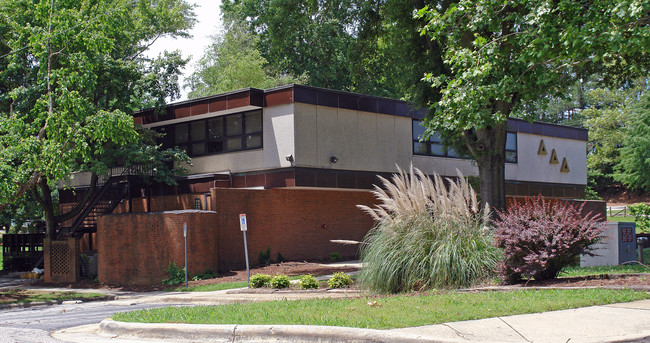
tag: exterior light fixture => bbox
[330,156,339,164]
[285,154,294,162]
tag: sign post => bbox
[239,214,251,287]
[183,222,188,289]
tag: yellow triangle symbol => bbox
[538,140,547,155]
[549,149,559,164]
[561,158,570,172]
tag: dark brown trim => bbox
[133,85,587,141]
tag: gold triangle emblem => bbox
[538,140,547,155]
[561,158,570,172]
[549,149,559,164]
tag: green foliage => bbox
[329,252,342,262]
[0,0,195,237]
[299,275,319,290]
[327,272,353,289]
[187,21,306,98]
[629,203,650,234]
[258,247,271,266]
[191,269,217,281]
[560,264,650,277]
[276,252,286,263]
[416,0,650,209]
[249,274,271,288]
[162,262,186,286]
[173,281,248,292]
[358,166,500,293]
[614,92,650,192]
[269,274,290,289]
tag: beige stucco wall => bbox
[293,102,411,172]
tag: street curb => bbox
[0,295,115,310]
[98,319,464,343]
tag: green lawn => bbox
[607,216,636,222]
[172,281,249,292]
[560,264,650,277]
[0,290,107,305]
[113,289,649,329]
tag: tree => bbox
[186,21,306,98]
[0,0,195,239]
[417,0,650,211]
[615,90,650,191]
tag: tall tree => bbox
[417,0,650,211]
[186,21,306,98]
[0,0,195,238]
[615,89,650,192]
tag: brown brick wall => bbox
[211,188,377,272]
[97,211,219,285]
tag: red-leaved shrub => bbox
[494,196,606,283]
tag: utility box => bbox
[581,222,637,267]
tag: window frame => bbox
[157,110,263,158]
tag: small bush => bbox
[250,274,271,288]
[259,247,271,266]
[162,262,185,285]
[358,166,501,293]
[299,274,319,289]
[270,274,291,289]
[277,252,286,263]
[629,203,650,233]
[192,269,217,281]
[327,272,353,289]
[494,196,606,283]
[330,252,342,262]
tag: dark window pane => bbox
[246,134,262,149]
[191,121,206,141]
[506,151,517,163]
[429,131,442,143]
[175,123,188,144]
[208,118,223,140]
[413,142,428,155]
[412,120,426,140]
[226,114,242,136]
[192,143,206,156]
[227,137,242,151]
[431,143,445,156]
[245,111,262,133]
[207,141,223,153]
[447,147,460,157]
[506,132,517,151]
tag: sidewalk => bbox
[52,299,650,343]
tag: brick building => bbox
[55,84,595,285]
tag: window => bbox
[412,120,517,163]
[157,110,263,157]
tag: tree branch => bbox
[0,172,43,212]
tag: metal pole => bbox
[184,222,188,289]
[243,230,250,287]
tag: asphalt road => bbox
[0,301,166,343]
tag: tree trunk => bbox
[474,121,508,214]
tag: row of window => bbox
[412,120,518,163]
[155,110,263,157]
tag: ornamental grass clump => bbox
[494,196,606,283]
[358,165,501,293]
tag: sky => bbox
[146,0,223,101]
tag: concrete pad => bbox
[392,318,528,343]
[499,303,650,343]
[604,298,650,310]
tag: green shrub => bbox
[162,262,185,285]
[270,274,291,289]
[250,274,271,288]
[192,269,217,281]
[299,274,319,289]
[277,252,286,263]
[330,252,342,262]
[327,272,353,289]
[259,247,271,266]
[629,203,650,233]
[358,166,501,293]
